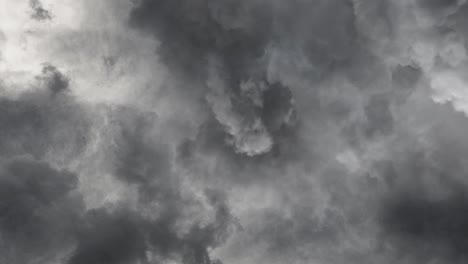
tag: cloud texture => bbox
[2,0,468,263]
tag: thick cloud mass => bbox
[0,65,90,160]
[0,156,82,263]
[4,0,468,263]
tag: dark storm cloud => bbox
[0,86,235,264]
[6,0,468,264]
[343,62,421,148]
[391,64,422,95]
[417,0,461,14]
[248,207,346,262]
[76,105,237,263]
[128,0,357,72]
[128,2,468,264]
[175,114,306,186]
[128,0,273,79]
[275,0,356,69]
[381,193,468,263]
[416,0,468,49]
[364,94,394,137]
[0,154,233,264]
[69,191,234,264]
[373,103,468,263]
[144,189,234,264]
[0,66,90,263]
[110,107,166,184]
[128,0,357,157]
[104,106,177,203]
[69,209,147,264]
[126,3,422,262]
[0,156,83,264]
[29,0,52,21]
[0,64,90,159]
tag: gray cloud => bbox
[371,101,468,263]
[29,0,52,21]
[5,1,468,264]
[380,193,468,263]
[128,0,356,157]
[0,156,83,264]
[0,65,90,161]
[0,59,235,264]
[0,154,234,264]
[68,209,147,264]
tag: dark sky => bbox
[2,0,468,263]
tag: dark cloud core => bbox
[3,0,468,263]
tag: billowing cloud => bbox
[4,0,468,264]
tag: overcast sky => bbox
[2,0,468,263]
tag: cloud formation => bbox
[3,0,468,264]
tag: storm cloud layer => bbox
[2,0,468,263]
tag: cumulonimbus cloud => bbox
[3,0,468,263]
